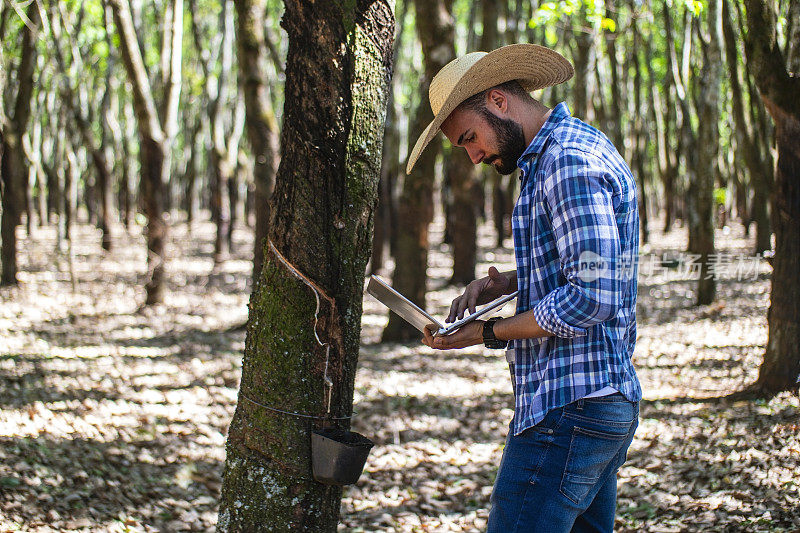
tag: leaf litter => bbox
[0,219,797,532]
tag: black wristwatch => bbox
[483,318,508,349]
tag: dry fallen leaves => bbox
[0,219,797,532]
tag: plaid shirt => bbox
[508,102,642,436]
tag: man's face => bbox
[441,105,527,175]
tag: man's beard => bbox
[480,109,526,175]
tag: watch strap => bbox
[483,317,508,349]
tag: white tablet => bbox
[367,275,518,337]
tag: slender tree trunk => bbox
[478,0,514,248]
[372,0,407,275]
[235,0,280,282]
[571,3,593,120]
[1,1,39,286]
[227,163,239,251]
[372,88,397,274]
[662,4,686,232]
[120,106,136,230]
[604,0,624,150]
[210,148,231,263]
[0,139,18,285]
[631,10,649,244]
[447,0,481,283]
[218,1,393,529]
[108,0,182,305]
[447,148,477,284]
[742,0,800,395]
[383,0,454,341]
[723,0,772,254]
[64,145,79,242]
[689,0,722,306]
[479,0,510,248]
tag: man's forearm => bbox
[494,309,551,341]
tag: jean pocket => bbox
[559,426,628,505]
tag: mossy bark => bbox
[217,1,394,531]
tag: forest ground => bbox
[0,213,798,532]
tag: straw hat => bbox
[406,43,574,174]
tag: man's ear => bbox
[486,89,509,114]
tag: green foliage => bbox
[714,187,727,206]
[530,0,614,34]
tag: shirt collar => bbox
[516,102,572,173]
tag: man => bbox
[407,44,642,532]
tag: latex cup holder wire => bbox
[311,427,374,485]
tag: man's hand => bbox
[422,321,484,350]
[446,266,514,323]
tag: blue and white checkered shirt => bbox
[508,102,642,436]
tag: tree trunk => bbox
[480,0,510,248]
[183,119,201,231]
[687,1,722,306]
[604,0,624,150]
[217,1,393,530]
[210,148,231,263]
[446,0,482,283]
[447,148,477,284]
[228,164,240,251]
[372,88,397,274]
[0,138,18,285]
[571,3,593,120]
[235,0,280,282]
[742,0,800,395]
[108,0,183,305]
[0,1,39,286]
[382,0,454,342]
[722,0,772,254]
[631,9,648,245]
[372,0,407,275]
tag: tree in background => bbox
[235,0,281,282]
[107,0,183,305]
[383,0,455,342]
[688,0,723,305]
[741,0,800,396]
[217,0,394,529]
[1,1,39,286]
[47,2,115,252]
[722,0,773,255]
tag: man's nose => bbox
[466,146,483,165]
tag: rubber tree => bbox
[47,2,115,252]
[482,0,511,249]
[722,0,773,255]
[1,2,39,286]
[235,0,280,282]
[382,0,455,341]
[445,0,478,285]
[217,0,394,530]
[371,0,408,275]
[107,0,183,305]
[189,0,244,265]
[687,0,722,306]
[741,0,800,395]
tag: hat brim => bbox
[406,44,574,174]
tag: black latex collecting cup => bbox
[311,427,374,485]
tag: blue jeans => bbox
[487,393,639,533]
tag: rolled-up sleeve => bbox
[532,148,623,338]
